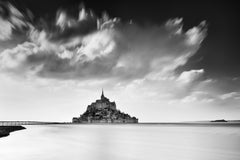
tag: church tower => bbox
[101,89,105,100]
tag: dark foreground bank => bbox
[0,126,26,138]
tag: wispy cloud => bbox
[0,2,31,40]
[180,91,215,103]
[0,2,213,106]
[177,69,204,84]
[0,3,208,83]
[219,92,240,100]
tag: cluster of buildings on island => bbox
[72,90,138,123]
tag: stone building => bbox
[86,90,116,111]
[72,90,138,123]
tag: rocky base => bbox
[73,107,138,123]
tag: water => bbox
[0,124,240,160]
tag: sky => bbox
[0,0,239,122]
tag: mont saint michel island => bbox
[72,90,138,123]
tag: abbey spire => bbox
[101,88,105,99]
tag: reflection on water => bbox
[0,124,240,160]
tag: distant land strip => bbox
[0,121,64,126]
[1,120,240,126]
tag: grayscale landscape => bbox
[0,0,239,159]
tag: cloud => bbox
[0,42,41,75]
[219,92,240,100]
[0,17,12,40]
[177,69,204,84]
[0,2,30,41]
[0,3,208,84]
[52,9,97,42]
[113,69,208,103]
[185,21,207,45]
[181,91,215,103]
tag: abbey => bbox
[72,90,138,123]
[87,90,117,111]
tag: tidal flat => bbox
[0,124,240,160]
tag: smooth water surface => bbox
[0,124,240,160]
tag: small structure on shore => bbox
[210,119,228,122]
[72,90,138,123]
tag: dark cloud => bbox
[0,2,32,41]
[48,8,98,43]
[0,2,10,19]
